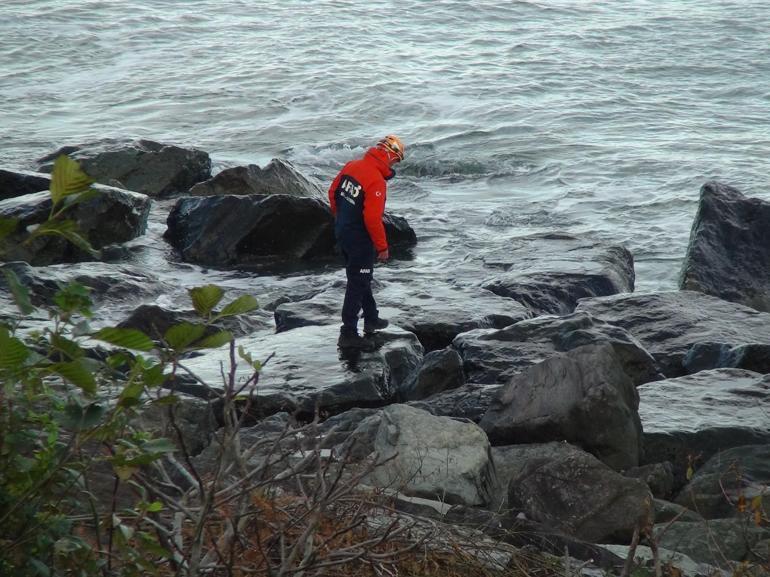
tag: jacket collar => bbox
[364,147,395,180]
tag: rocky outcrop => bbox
[502,442,653,543]
[180,325,423,419]
[576,291,770,377]
[479,233,634,316]
[409,383,500,423]
[188,159,322,198]
[398,348,464,401]
[639,370,770,478]
[37,139,211,197]
[362,405,497,507]
[480,344,643,470]
[679,181,770,312]
[0,168,51,200]
[452,311,661,385]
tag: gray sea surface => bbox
[2,0,770,292]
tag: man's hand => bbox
[377,249,390,262]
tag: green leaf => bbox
[31,219,99,257]
[0,327,29,369]
[164,322,206,351]
[195,330,233,349]
[118,380,144,408]
[53,282,93,317]
[93,327,155,351]
[2,268,35,315]
[50,334,84,360]
[50,359,97,395]
[141,363,165,388]
[60,187,100,210]
[50,155,94,208]
[60,401,106,430]
[189,284,224,318]
[0,217,18,242]
[216,294,259,318]
[142,438,176,454]
[145,501,163,512]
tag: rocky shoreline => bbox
[2,138,769,575]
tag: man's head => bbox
[376,135,405,165]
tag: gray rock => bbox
[188,159,323,198]
[654,518,770,567]
[683,342,770,375]
[479,233,634,316]
[680,181,770,312]
[0,186,151,265]
[452,311,661,386]
[365,405,497,507]
[576,291,770,377]
[599,543,730,577]
[624,462,675,499]
[0,168,51,200]
[653,499,705,524]
[275,282,530,352]
[137,393,218,456]
[505,442,653,543]
[37,139,211,197]
[639,370,770,480]
[675,445,770,520]
[398,348,464,401]
[408,383,500,424]
[480,344,642,470]
[181,325,423,419]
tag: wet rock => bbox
[274,283,530,351]
[680,181,770,312]
[675,444,770,520]
[624,462,675,499]
[452,311,661,386]
[0,168,51,200]
[364,405,497,507]
[398,348,464,401]
[165,194,335,267]
[479,233,634,316]
[503,442,653,543]
[683,342,770,374]
[653,518,770,567]
[0,185,151,265]
[381,212,418,253]
[576,291,770,377]
[480,344,642,470]
[188,159,323,198]
[408,383,499,423]
[37,139,211,197]
[639,370,770,480]
[181,325,423,419]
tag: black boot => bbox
[337,328,376,351]
[363,317,389,335]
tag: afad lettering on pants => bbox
[359,268,372,274]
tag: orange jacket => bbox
[328,147,392,252]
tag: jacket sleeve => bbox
[363,182,388,252]
[327,172,342,216]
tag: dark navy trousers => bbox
[339,240,378,334]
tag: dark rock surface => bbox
[0,168,51,200]
[679,181,770,312]
[639,369,770,478]
[181,325,423,419]
[576,291,770,377]
[37,139,211,197]
[408,383,500,423]
[0,186,151,265]
[503,442,653,543]
[682,341,770,375]
[480,344,643,470]
[479,233,634,316]
[188,159,323,198]
[398,348,465,401]
[624,462,675,499]
[452,311,661,386]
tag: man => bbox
[328,135,405,350]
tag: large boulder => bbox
[674,444,770,520]
[275,282,530,351]
[188,159,322,198]
[639,370,770,477]
[179,325,423,419]
[363,405,497,507]
[409,383,500,424]
[398,348,465,401]
[37,139,211,197]
[452,311,661,386]
[503,442,653,543]
[0,186,150,265]
[480,344,643,470]
[576,291,770,377]
[680,181,770,312]
[479,233,634,316]
[0,168,51,200]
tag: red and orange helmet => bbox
[376,135,405,163]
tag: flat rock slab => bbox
[680,181,770,312]
[0,168,51,200]
[275,282,530,352]
[452,311,661,385]
[576,291,770,377]
[478,233,634,316]
[180,325,423,419]
[189,159,323,198]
